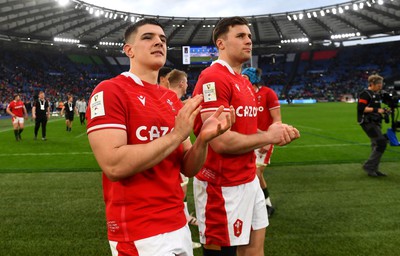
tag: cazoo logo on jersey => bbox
[236,105,258,117]
[135,126,172,141]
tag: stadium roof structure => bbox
[1,0,400,54]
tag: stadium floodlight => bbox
[377,0,384,4]
[299,13,304,20]
[287,15,292,21]
[330,33,358,40]
[338,7,344,13]
[320,10,325,16]
[307,12,312,18]
[366,1,372,7]
[359,2,364,9]
[312,11,317,18]
[58,0,69,7]
[131,16,135,22]
[353,3,359,10]
[332,8,337,14]
[293,14,298,20]
[344,5,350,10]
[281,37,309,44]
[54,37,80,44]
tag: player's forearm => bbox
[90,130,185,181]
[182,137,208,177]
[210,131,271,155]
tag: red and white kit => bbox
[254,86,280,166]
[192,60,268,246]
[86,72,187,244]
[8,100,25,123]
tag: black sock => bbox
[14,130,19,139]
[203,246,237,256]
[263,188,269,199]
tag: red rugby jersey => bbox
[193,60,258,186]
[86,72,186,242]
[8,100,25,117]
[254,86,280,131]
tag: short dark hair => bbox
[212,16,249,46]
[124,18,164,43]
[157,66,173,83]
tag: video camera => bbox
[381,89,399,109]
[380,85,400,135]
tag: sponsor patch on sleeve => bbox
[203,82,217,102]
[90,91,105,119]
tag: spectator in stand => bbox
[6,94,28,141]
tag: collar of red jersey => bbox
[211,59,235,76]
[121,72,144,86]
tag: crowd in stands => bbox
[1,41,400,116]
[258,42,400,101]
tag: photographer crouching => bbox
[357,74,388,177]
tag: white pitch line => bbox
[0,152,93,157]
[278,143,369,148]
[0,118,64,133]
[75,132,87,138]
[293,125,322,131]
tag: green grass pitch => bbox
[0,102,399,255]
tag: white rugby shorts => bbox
[109,225,193,256]
[193,176,268,246]
[12,116,24,124]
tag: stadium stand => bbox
[1,39,400,116]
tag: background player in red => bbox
[192,17,300,256]
[242,67,281,217]
[157,66,172,89]
[168,68,202,249]
[86,18,233,256]
[6,94,28,141]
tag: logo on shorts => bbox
[233,219,243,237]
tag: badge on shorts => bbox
[203,82,217,102]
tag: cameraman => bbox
[357,74,388,177]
